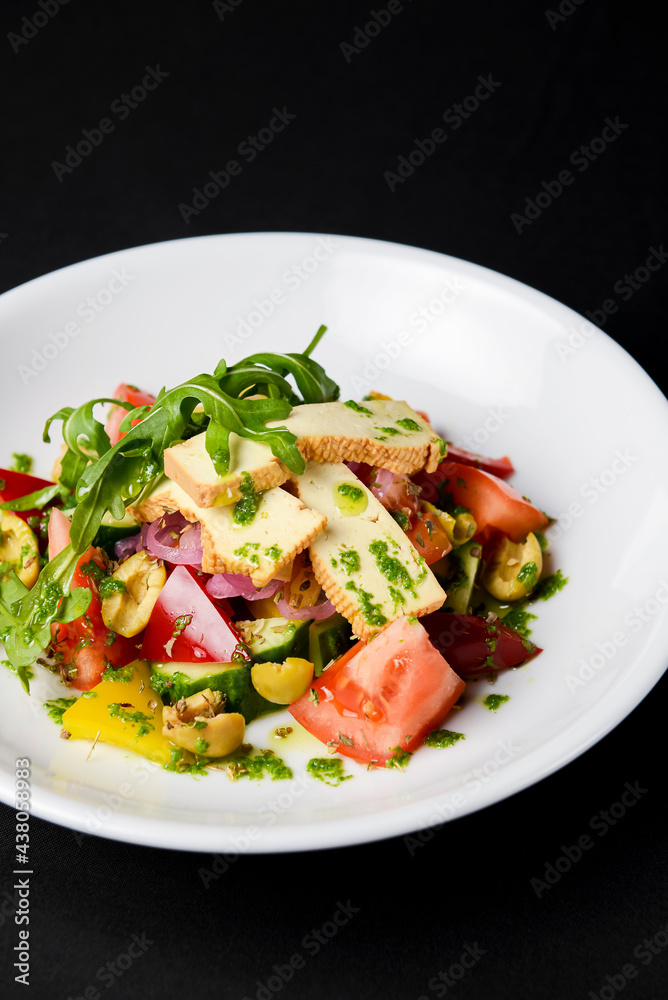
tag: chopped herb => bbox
[233,471,261,525]
[274,726,293,739]
[171,614,193,638]
[339,549,360,575]
[264,544,282,562]
[483,694,509,712]
[80,690,98,699]
[234,542,260,566]
[44,696,76,724]
[385,746,412,769]
[98,577,126,599]
[309,688,320,705]
[390,509,410,530]
[368,539,416,595]
[79,560,104,582]
[424,729,465,748]
[10,454,33,474]
[502,608,537,638]
[195,736,209,754]
[338,732,355,747]
[517,562,538,587]
[436,437,447,456]
[534,531,549,551]
[307,757,352,786]
[344,400,372,415]
[337,483,364,502]
[377,425,401,436]
[533,570,568,601]
[108,703,154,736]
[105,630,117,647]
[344,580,387,627]
[225,748,293,781]
[395,417,422,432]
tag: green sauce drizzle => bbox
[344,580,387,627]
[306,757,352,786]
[339,549,360,575]
[344,400,372,415]
[334,481,368,516]
[44,697,76,725]
[396,418,422,432]
[424,729,465,748]
[483,694,509,712]
[368,539,416,596]
[233,472,261,525]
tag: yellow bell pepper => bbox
[61,661,172,765]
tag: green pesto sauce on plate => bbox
[334,481,368,517]
[306,757,352,786]
[233,472,261,525]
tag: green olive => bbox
[0,512,39,588]
[162,705,245,757]
[251,657,314,704]
[482,532,543,601]
[101,551,166,637]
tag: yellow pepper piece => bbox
[0,512,39,588]
[61,661,172,765]
[247,595,284,619]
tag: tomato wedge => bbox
[289,617,465,766]
[443,445,514,480]
[47,510,141,690]
[140,565,248,663]
[405,509,453,565]
[105,384,156,446]
[421,612,542,678]
[414,460,548,543]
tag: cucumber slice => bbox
[308,613,354,676]
[94,510,139,556]
[150,661,278,722]
[236,617,310,663]
[442,539,483,615]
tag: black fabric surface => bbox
[1,1,667,998]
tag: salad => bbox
[0,327,565,776]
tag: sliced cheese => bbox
[292,461,446,638]
[126,477,326,587]
[163,432,290,508]
[268,399,443,474]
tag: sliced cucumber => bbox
[308,613,353,676]
[94,510,139,556]
[150,661,278,722]
[236,617,310,663]
[442,539,483,615]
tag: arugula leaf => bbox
[0,546,92,692]
[235,350,339,404]
[44,398,127,490]
[0,482,68,512]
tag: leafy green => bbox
[0,482,69,512]
[10,454,33,474]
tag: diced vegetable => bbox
[414,460,548,543]
[250,657,314,704]
[482,532,543,601]
[237,616,310,663]
[308,612,353,676]
[442,445,514,479]
[61,661,172,764]
[289,616,465,766]
[441,538,483,615]
[421,612,542,678]
[149,660,278,722]
[140,565,247,663]
[161,688,246,757]
[101,551,166,637]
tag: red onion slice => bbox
[276,594,337,621]
[143,512,203,565]
[114,533,142,560]
[369,466,395,500]
[206,574,282,601]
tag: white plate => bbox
[1,232,667,853]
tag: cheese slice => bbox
[268,399,443,475]
[292,462,446,638]
[127,477,326,587]
[163,432,290,508]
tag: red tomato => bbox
[47,507,72,560]
[0,468,56,527]
[421,613,542,678]
[51,548,142,690]
[405,509,453,565]
[443,445,514,480]
[289,617,465,766]
[414,460,548,543]
[140,565,247,663]
[105,384,156,446]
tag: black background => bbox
[1,1,667,998]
